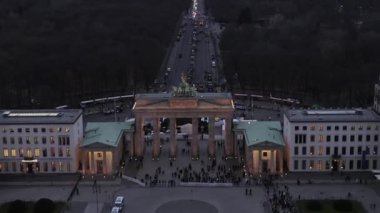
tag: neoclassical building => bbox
[234,120,285,175]
[80,122,134,175]
[132,79,235,159]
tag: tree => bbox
[34,198,55,213]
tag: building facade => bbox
[284,109,380,172]
[234,120,285,175]
[132,81,235,159]
[80,122,134,175]
[0,110,83,173]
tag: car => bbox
[114,196,125,210]
[111,206,121,213]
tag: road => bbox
[156,0,223,93]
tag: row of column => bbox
[247,149,284,175]
[133,116,233,159]
[81,150,112,175]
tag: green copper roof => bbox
[234,121,285,147]
[81,121,134,148]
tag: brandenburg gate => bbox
[131,79,235,159]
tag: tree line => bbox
[0,0,190,108]
[206,0,380,107]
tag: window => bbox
[19,148,24,157]
[57,127,62,132]
[366,135,371,142]
[51,161,56,172]
[34,137,38,144]
[358,147,362,155]
[349,160,354,170]
[319,135,323,142]
[50,148,55,157]
[10,137,15,145]
[359,126,363,130]
[334,147,338,155]
[351,126,355,131]
[350,146,354,155]
[350,135,355,142]
[12,162,16,172]
[311,126,315,131]
[325,161,330,170]
[326,147,330,155]
[33,128,38,133]
[58,148,63,157]
[67,137,70,145]
[17,128,22,133]
[302,126,307,131]
[67,163,71,172]
[367,126,371,130]
[310,135,315,142]
[34,149,40,157]
[374,146,378,155]
[302,160,306,170]
[2,137,7,144]
[43,162,48,172]
[27,148,32,158]
[302,147,307,155]
[319,126,323,131]
[310,146,315,156]
[50,136,55,144]
[58,161,64,171]
[334,135,339,142]
[357,160,362,169]
[295,126,299,131]
[342,135,347,142]
[11,149,16,157]
[310,160,314,170]
[2,128,6,133]
[343,126,347,131]
[327,126,331,131]
[43,148,47,157]
[342,147,346,155]
[18,137,22,145]
[49,128,54,133]
[327,135,331,142]
[66,148,71,157]
[375,135,379,142]
[373,160,378,170]
[335,126,339,131]
[65,128,70,133]
[26,137,30,144]
[358,135,363,142]
[294,147,299,155]
[25,128,30,133]
[318,146,323,156]
[42,137,46,144]
[41,128,46,133]
[318,160,323,170]
[3,149,9,157]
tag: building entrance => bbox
[27,163,33,173]
[332,159,339,171]
[96,161,103,174]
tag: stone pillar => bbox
[246,148,253,175]
[258,149,262,174]
[208,117,215,157]
[82,150,86,174]
[192,117,199,158]
[103,151,107,174]
[134,117,144,157]
[170,117,177,157]
[270,150,275,174]
[279,149,283,173]
[224,117,233,156]
[90,151,95,174]
[153,118,161,158]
